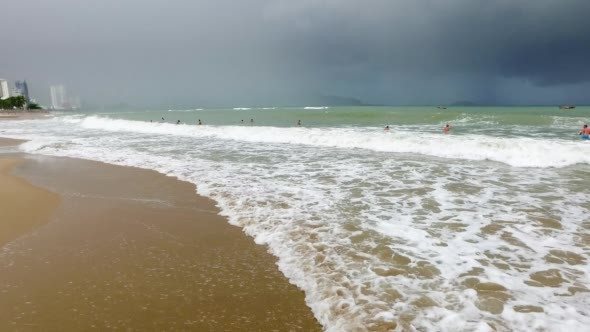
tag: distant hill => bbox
[311,95,366,106]
[450,100,477,106]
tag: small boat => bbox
[437,106,447,110]
[559,105,575,109]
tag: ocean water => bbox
[1,106,589,331]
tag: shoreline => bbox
[0,138,321,331]
[0,111,51,120]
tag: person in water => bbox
[176,120,181,125]
[580,124,590,139]
[161,117,165,121]
[198,119,202,125]
[297,120,301,126]
[443,123,451,134]
[384,125,390,131]
[241,119,244,124]
[250,118,254,124]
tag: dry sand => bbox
[0,140,320,331]
[0,112,51,120]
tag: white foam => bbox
[551,116,587,129]
[1,114,589,331]
[304,106,329,110]
[76,116,590,168]
[167,109,198,112]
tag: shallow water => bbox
[1,106,589,331]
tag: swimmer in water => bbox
[297,120,301,126]
[250,118,254,124]
[443,123,451,134]
[161,117,165,121]
[580,124,590,139]
[198,119,202,125]
[241,119,244,124]
[176,120,181,124]
[384,125,390,132]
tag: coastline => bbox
[0,138,321,331]
[0,111,51,120]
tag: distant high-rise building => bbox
[50,84,67,109]
[0,79,10,100]
[14,80,30,102]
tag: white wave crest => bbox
[304,106,329,110]
[551,116,587,129]
[75,116,590,168]
[167,109,200,112]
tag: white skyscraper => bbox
[0,79,10,100]
[50,84,67,109]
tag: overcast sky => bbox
[2,0,589,107]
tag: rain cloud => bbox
[2,0,589,106]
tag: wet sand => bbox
[0,141,321,331]
[0,157,60,246]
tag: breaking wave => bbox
[74,116,590,168]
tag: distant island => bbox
[450,100,477,106]
[310,95,366,106]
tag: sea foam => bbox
[76,116,590,168]
[304,106,329,110]
[2,114,589,331]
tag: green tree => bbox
[0,96,27,110]
[28,102,42,110]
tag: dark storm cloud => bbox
[2,0,589,106]
[264,0,590,84]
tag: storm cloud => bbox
[2,0,589,106]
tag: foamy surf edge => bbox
[70,115,590,168]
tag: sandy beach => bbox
[4,105,588,331]
[0,112,51,120]
[0,138,320,331]
[0,141,60,246]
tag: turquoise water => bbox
[1,106,590,331]
[98,106,590,138]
